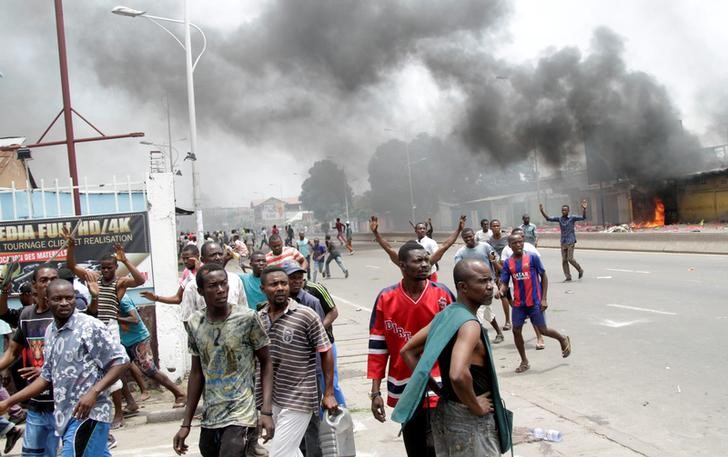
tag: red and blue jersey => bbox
[500,253,545,307]
[367,280,455,407]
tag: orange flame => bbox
[633,198,665,228]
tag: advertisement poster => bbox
[0,212,152,294]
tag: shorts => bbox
[512,305,546,328]
[61,418,111,457]
[476,304,495,325]
[106,320,123,393]
[124,338,158,378]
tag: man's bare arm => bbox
[369,216,399,266]
[400,323,431,371]
[115,244,145,290]
[538,203,549,219]
[449,321,493,416]
[429,215,466,264]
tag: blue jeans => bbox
[432,400,499,457]
[325,254,347,276]
[317,343,347,408]
[61,418,111,457]
[22,409,59,457]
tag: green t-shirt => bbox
[185,307,270,428]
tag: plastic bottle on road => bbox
[530,427,562,442]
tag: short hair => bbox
[200,241,221,258]
[508,233,523,243]
[462,227,475,236]
[522,214,529,218]
[181,244,199,256]
[19,282,32,294]
[261,266,286,284]
[33,263,57,282]
[100,254,117,264]
[398,240,426,261]
[196,263,226,290]
[453,258,491,284]
[268,234,282,244]
[250,250,266,259]
[480,218,489,225]
[490,219,500,225]
[511,227,524,235]
[562,205,570,210]
[46,278,73,298]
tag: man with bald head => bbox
[397,259,507,456]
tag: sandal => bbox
[562,336,572,358]
[515,362,530,373]
[536,341,545,350]
[493,334,504,344]
[502,322,512,331]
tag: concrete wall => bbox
[353,231,728,255]
[146,173,188,381]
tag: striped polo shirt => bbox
[265,247,306,267]
[258,299,331,413]
[97,278,119,324]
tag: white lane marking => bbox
[606,268,651,274]
[600,318,647,328]
[332,294,373,313]
[606,303,677,316]
[365,265,381,269]
[596,276,613,279]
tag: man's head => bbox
[196,263,229,310]
[511,227,524,236]
[461,228,477,248]
[281,261,306,295]
[299,231,305,240]
[336,218,340,223]
[480,218,489,231]
[260,266,289,307]
[99,254,118,281]
[313,238,320,246]
[249,251,267,277]
[489,219,501,236]
[268,235,284,255]
[200,241,224,265]
[561,205,570,216]
[398,241,430,281]
[453,259,494,308]
[181,245,200,270]
[19,282,33,307]
[232,234,240,242]
[414,223,427,240]
[32,264,59,305]
[46,278,76,322]
[508,233,525,255]
[522,214,530,225]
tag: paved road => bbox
[105,243,726,456]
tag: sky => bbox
[1,0,726,209]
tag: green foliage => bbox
[299,160,353,222]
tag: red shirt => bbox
[367,280,455,407]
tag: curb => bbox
[140,405,203,425]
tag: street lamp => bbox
[384,129,416,223]
[112,3,207,242]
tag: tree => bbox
[299,160,353,222]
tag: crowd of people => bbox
[0,204,585,457]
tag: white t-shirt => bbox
[500,242,541,261]
[417,236,439,273]
[475,229,492,243]
[179,270,247,321]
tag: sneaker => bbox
[578,269,584,279]
[253,442,269,456]
[108,434,118,450]
[4,426,23,454]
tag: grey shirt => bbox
[41,311,128,435]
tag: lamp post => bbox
[112,3,207,242]
[384,129,416,223]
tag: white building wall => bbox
[146,173,188,380]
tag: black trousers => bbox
[199,425,255,457]
[402,406,436,457]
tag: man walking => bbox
[367,241,455,457]
[396,259,511,457]
[173,264,274,457]
[0,279,129,456]
[240,252,269,311]
[500,234,572,373]
[540,200,587,281]
[258,266,338,457]
[266,235,308,270]
[324,235,349,279]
